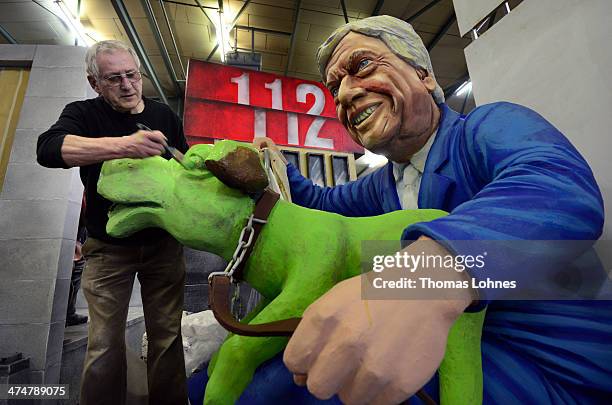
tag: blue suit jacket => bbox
[286,102,611,403]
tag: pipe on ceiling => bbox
[340,0,349,23]
[141,0,182,95]
[0,24,17,44]
[371,0,384,16]
[427,12,456,51]
[158,0,186,79]
[194,0,216,26]
[111,0,169,105]
[406,0,444,23]
[284,0,303,76]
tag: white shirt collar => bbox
[392,128,438,181]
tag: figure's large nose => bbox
[337,76,365,107]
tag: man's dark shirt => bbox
[37,96,189,245]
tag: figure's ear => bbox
[205,140,269,194]
[416,67,438,94]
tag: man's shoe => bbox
[66,313,88,326]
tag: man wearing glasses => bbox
[37,40,189,405]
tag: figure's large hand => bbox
[253,136,287,164]
[119,129,166,158]
[284,237,475,405]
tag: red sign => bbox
[184,60,362,153]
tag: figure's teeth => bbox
[351,105,378,126]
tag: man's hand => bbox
[119,129,166,159]
[61,130,166,167]
[284,237,475,404]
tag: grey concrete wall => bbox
[0,44,93,384]
[453,0,504,36]
[461,0,612,239]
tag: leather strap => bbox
[207,188,304,336]
[232,189,280,281]
[209,275,301,336]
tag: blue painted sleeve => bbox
[403,102,604,304]
[286,162,387,217]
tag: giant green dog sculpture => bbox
[98,140,485,404]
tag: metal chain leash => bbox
[208,214,256,283]
[223,214,256,279]
[208,214,268,320]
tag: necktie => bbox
[398,164,420,210]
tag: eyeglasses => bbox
[101,71,142,87]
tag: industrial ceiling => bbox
[0,0,483,99]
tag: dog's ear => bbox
[205,141,269,194]
[183,144,213,172]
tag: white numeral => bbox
[230,73,250,105]
[297,84,333,149]
[265,78,283,110]
[254,109,266,138]
[287,112,298,145]
[231,74,331,148]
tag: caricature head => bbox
[86,40,144,114]
[317,16,443,162]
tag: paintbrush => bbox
[136,123,188,168]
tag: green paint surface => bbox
[98,141,485,405]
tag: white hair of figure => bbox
[316,15,445,104]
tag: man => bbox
[37,40,188,405]
[256,16,610,404]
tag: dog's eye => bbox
[187,155,205,170]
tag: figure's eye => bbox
[330,87,339,98]
[357,59,371,71]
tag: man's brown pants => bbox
[80,236,187,405]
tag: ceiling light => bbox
[456,80,472,97]
[213,10,234,63]
[217,10,227,62]
[53,0,93,46]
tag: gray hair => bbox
[85,40,141,78]
[316,15,444,104]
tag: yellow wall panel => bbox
[0,68,30,192]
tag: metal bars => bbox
[111,0,168,104]
[284,0,303,76]
[141,0,182,94]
